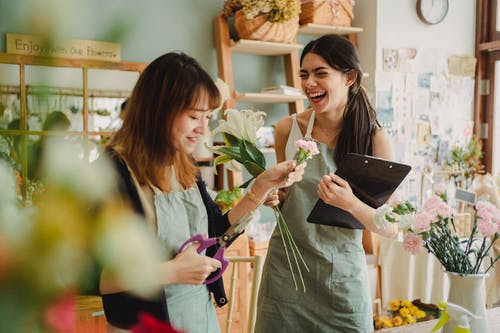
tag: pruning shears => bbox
[178,212,254,284]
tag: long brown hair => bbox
[108,52,220,190]
[300,34,380,165]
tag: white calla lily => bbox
[212,109,266,144]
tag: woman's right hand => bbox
[161,243,221,285]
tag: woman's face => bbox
[171,93,212,155]
[300,52,351,114]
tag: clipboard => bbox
[307,153,412,229]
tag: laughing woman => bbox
[255,35,398,333]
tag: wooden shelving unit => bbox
[298,23,363,36]
[235,91,305,103]
[231,39,303,56]
[0,53,145,198]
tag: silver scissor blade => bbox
[219,210,255,246]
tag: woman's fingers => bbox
[329,173,348,188]
[263,191,279,207]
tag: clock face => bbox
[417,0,449,25]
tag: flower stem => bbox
[274,208,298,291]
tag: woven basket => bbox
[234,10,299,43]
[299,0,354,27]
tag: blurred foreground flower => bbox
[131,312,184,333]
[208,109,319,291]
[0,138,163,332]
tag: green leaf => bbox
[240,140,266,169]
[239,177,254,189]
[243,160,266,177]
[221,132,240,147]
[215,146,244,163]
[213,154,232,167]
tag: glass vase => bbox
[443,272,490,333]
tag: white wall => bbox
[355,0,476,99]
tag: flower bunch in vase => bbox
[375,189,499,332]
[208,108,319,291]
[375,193,499,274]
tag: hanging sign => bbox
[6,33,121,62]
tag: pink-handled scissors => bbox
[178,213,254,285]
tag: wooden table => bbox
[376,306,500,332]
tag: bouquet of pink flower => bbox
[208,109,319,291]
[375,193,500,274]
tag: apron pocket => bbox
[331,248,364,282]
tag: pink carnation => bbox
[413,212,432,232]
[477,217,498,237]
[476,201,500,223]
[437,202,453,219]
[403,233,423,255]
[433,183,447,195]
[295,139,319,157]
[423,196,444,222]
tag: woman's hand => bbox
[161,243,221,285]
[252,160,306,198]
[317,173,356,213]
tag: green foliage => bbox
[445,135,484,189]
[222,0,301,23]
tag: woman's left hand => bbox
[317,173,356,212]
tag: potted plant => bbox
[221,0,301,43]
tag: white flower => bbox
[212,109,266,144]
[96,212,163,297]
[398,213,415,231]
[374,204,393,229]
[0,161,18,204]
[42,138,116,204]
[211,78,230,120]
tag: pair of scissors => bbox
[178,212,255,285]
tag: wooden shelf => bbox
[298,24,363,36]
[235,92,306,103]
[230,39,303,56]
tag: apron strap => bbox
[304,111,315,140]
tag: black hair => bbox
[301,34,380,165]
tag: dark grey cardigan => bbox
[101,149,232,329]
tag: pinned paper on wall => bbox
[412,89,430,115]
[376,90,394,125]
[448,56,477,77]
[416,122,431,145]
[417,72,432,89]
[383,48,398,72]
[397,48,417,72]
[396,115,412,144]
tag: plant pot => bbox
[234,10,299,43]
[443,272,490,333]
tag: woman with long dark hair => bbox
[256,35,398,332]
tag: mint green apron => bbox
[153,183,220,333]
[255,115,373,333]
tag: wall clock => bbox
[416,0,449,25]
